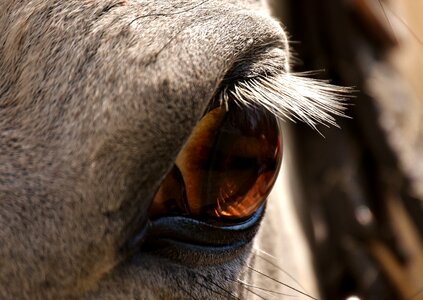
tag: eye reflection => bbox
[150,102,282,222]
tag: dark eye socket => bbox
[150,100,282,223]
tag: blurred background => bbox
[268,0,423,299]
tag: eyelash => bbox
[224,73,351,131]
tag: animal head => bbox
[0,1,345,298]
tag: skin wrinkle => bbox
[0,0,339,299]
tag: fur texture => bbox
[0,0,344,299]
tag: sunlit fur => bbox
[226,74,350,130]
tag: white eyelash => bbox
[224,73,351,130]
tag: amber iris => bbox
[150,103,282,221]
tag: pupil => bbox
[150,102,282,221]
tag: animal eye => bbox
[150,102,282,222]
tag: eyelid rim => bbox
[124,203,266,254]
[151,203,265,232]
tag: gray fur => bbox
[0,0,339,299]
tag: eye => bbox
[150,101,282,222]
